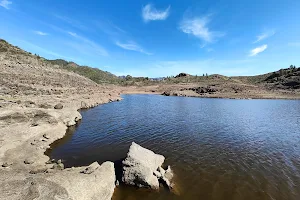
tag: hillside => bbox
[0,39,99,97]
[47,59,121,84]
[233,66,300,89]
[262,66,300,89]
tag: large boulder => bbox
[122,142,165,189]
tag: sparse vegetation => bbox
[47,59,121,84]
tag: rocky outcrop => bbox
[175,73,190,78]
[0,161,116,200]
[122,142,174,190]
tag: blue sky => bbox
[0,0,299,77]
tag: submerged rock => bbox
[122,142,169,190]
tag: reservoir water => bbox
[48,94,300,200]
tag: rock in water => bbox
[122,142,165,189]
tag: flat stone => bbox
[51,163,64,170]
[2,162,13,167]
[30,165,48,174]
[54,103,63,109]
[24,158,35,164]
[81,162,100,174]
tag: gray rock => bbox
[161,176,173,190]
[57,159,62,164]
[153,170,162,178]
[164,165,174,181]
[158,166,166,176]
[81,101,88,109]
[29,166,48,174]
[43,134,50,139]
[54,103,63,109]
[45,159,55,164]
[122,142,165,190]
[81,162,100,174]
[24,158,35,164]
[2,162,13,167]
[31,122,39,127]
[160,165,174,190]
[24,100,35,108]
[51,163,64,170]
[39,103,52,109]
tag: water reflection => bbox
[48,95,300,200]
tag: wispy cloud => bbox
[33,31,48,36]
[179,16,224,43]
[249,44,268,56]
[108,21,127,34]
[142,4,170,22]
[0,0,12,9]
[115,41,152,55]
[94,20,127,37]
[67,31,108,57]
[16,39,74,60]
[288,42,300,47]
[254,30,275,43]
[54,14,88,30]
[67,31,77,37]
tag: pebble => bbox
[24,158,35,164]
[2,162,13,167]
[43,134,50,139]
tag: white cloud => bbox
[254,30,275,43]
[54,14,88,30]
[34,31,48,36]
[0,0,12,9]
[67,31,77,37]
[179,16,224,43]
[142,4,170,22]
[115,41,152,55]
[66,31,108,57]
[249,44,268,56]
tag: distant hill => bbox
[47,59,121,84]
[262,66,300,89]
[1,38,299,90]
[234,66,300,89]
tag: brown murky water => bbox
[48,94,300,200]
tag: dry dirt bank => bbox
[0,41,123,200]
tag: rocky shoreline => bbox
[0,92,122,200]
[0,92,178,200]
